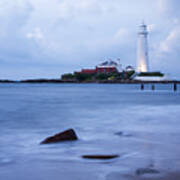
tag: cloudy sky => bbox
[0,0,179,79]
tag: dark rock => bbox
[40,129,78,144]
[82,154,119,160]
[20,79,64,83]
[136,168,160,176]
[114,131,123,136]
[115,131,132,137]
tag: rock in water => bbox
[82,155,119,160]
[114,131,132,137]
[136,168,159,175]
[114,131,123,136]
[40,129,78,144]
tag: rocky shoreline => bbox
[0,79,180,84]
[40,128,180,179]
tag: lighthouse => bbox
[137,22,149,72]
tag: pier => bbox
[138,82,179,92]
[0,79,180,93]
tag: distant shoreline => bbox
[0,79,180,84]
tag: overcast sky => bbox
[0,0,179,79]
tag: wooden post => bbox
[141,84,144,90]
[174,83,177,91]
[152,84,155,91]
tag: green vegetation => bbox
[61,73,76,80]
[138,72,164,77]
[61,70,136,82]
[95,73,111,80]
[127,70,135,78]
[75,73,94,81]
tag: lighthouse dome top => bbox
[139,22,148,35]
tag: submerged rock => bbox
[40,129,78,144]
[114,131,132,137]
[136,168,160,176]
[82,154,119,160]
[114,131,123,136]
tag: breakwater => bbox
[0,79,180,84]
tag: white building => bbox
[125,66,134,72]
[133,22,166,81]
[137,22,149,72]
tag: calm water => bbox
[0,83,180,180]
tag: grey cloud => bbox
[0,0,179,79]
[0,0,34,61]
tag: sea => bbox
[0,83,180,180]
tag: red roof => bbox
[81,69,96,74]
[77,66,118,74]
[96,67,117,73]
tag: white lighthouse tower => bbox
[137,22,149,72]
